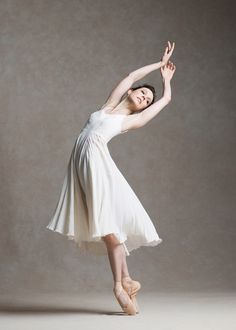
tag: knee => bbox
[102,233,120,247]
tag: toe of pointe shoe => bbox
[131,294,140,314]
[113,287,136,316]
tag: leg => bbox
[102,234,132,281]
[121,253,130,279]
[102,234,134,293]
[102,233,136,315]
[102,233,125,283]
[121,254,141,314]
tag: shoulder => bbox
[100,102,115,110]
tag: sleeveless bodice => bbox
[79,108,127,144]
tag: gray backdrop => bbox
[0,0,235,295]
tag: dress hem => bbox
[46,225,163,256]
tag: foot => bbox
[122,276,141,296]
[122,276,141,313]
[113,285,136,315]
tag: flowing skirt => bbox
[46,132,162,256]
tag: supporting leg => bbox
[121,253,131,279]
[102,233,136,315]
[102,234,125,283]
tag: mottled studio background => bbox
[0,0,235,295]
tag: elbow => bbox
[128,72,137,83]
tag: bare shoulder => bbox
[100,103,112,110]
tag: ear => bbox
[127,88,133,95]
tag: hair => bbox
[131,84,156,110]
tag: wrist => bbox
[163,77,171,83]
[160,59,166,66]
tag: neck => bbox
[113,98,134,115]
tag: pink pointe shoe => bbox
[122,277,141,314]
[113,286,136,315]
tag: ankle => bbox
[114,281,122,290]
[122,276,132,282]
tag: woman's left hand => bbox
[161,60,176,81]
[161,41,175,65]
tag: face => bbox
[127,87,154,112]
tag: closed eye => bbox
[142,90,151,104]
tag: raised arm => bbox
[138,78,172,125]
[102,74,135,108]
[129,41,174,82]
[122,60,176,131]
[102,62,163,109]
[102,41,175,108]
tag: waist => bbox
[78,130,107,144]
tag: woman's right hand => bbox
[161,60,176,81]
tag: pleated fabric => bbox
[46,107,163,256]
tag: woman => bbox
[46,41,176,315]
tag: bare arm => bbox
[122,79,171,131]
[102,61,165,109]
[102,74,135,108]
[138,79,171,126]
[129,60,165,82]
[122,61,176,131]
[102,41,175,109]
[129,41,175,82]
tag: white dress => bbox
[46,105,163,256]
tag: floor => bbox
[0,291,235,330]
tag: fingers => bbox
[164,41,171,55]
[167,40,175,54]
[166,61,171,68]
[165,46,168,55]
[167,41,171,52]
[166,60,176,71]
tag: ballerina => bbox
[46,41,176,315]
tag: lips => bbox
[137,97,141,104]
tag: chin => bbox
[133,108,142,114]
[127,98,138,111]
[136,104,145,112]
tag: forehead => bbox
[141,87,153,99]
